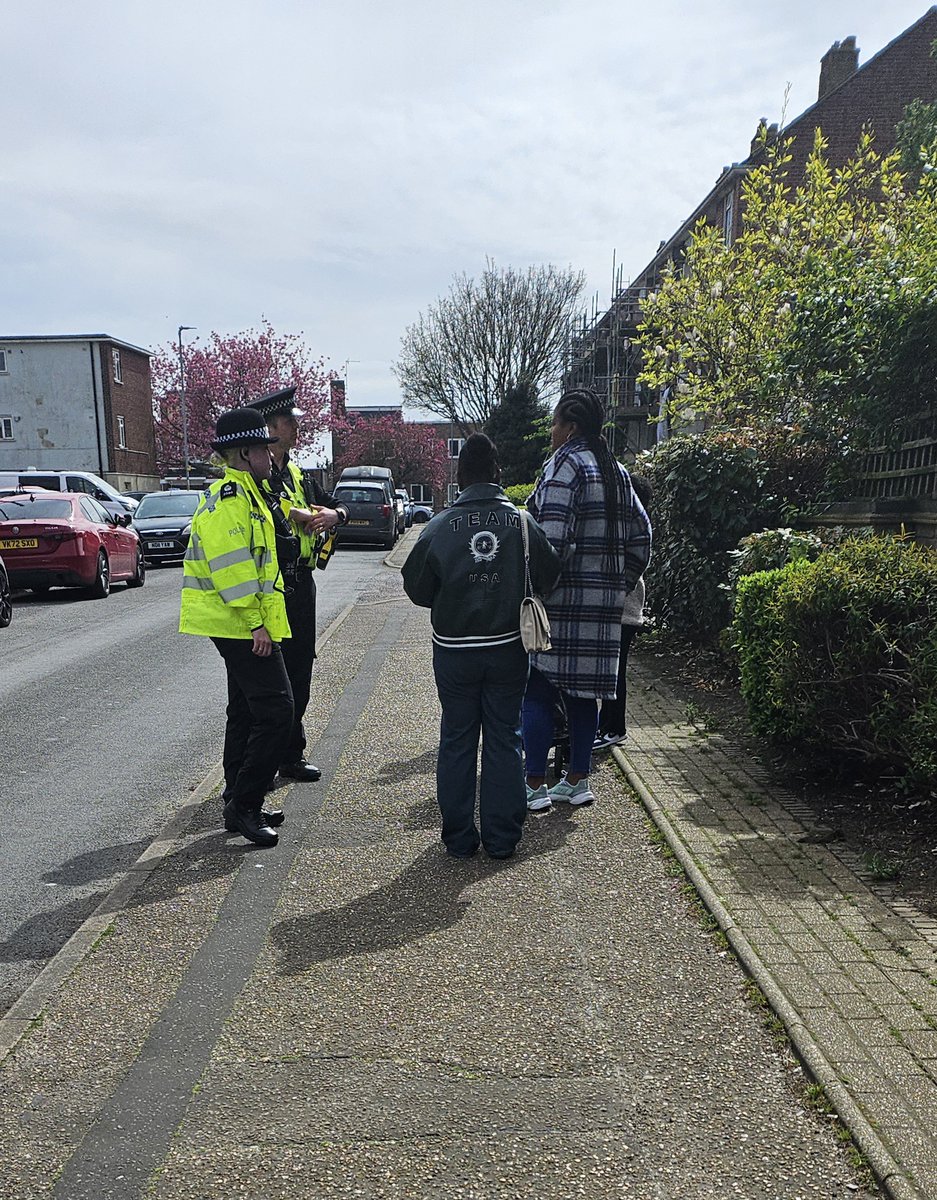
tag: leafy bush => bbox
[734,536,937,788]
[504,483,536,506]
[726,527,826,605]
[639,426,838,642]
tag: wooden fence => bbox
[857,414,937,499]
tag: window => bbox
[112,348,123,383]
[0,497,72,520]
[0,350,8,373]
[410,484,430,503]
[447,437,464,459]
[447,483,459,505]
[117,415,127,448]
[723,192,734,245]
[67,475,94,494]
[0,415,13,440]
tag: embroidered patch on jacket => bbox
[469,531,500,564]
[220,482,238,499]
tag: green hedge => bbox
[504,483,536,506]
[734,536,937,787]
[639,426,847,644]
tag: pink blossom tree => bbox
[151,319,335,473]
[332,412,448,493]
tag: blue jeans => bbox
[432,640,529,856]
[523,667,598,777]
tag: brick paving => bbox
[619,657,937,1199]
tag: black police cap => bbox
[211,407,279,451]
[247,386,304,422]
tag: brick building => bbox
[567,7,937,459]
[332,388,475,512]
[0,334,158,491]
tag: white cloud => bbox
[2,0,932,404]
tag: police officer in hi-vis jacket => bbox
[246,387,349,783]
[179,407,320,847]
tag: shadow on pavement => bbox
[0,828,262,966]
[270,809,577,975]
[42,838,153,886]
[377,750,438,784]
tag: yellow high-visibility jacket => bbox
[178,468,291,641]
[269,459,316,562]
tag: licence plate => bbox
[149,540,176,549]
[347,520,370,526]
[0,538,38,549]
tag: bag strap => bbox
[519,509,532,598]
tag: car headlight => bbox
[181,523,192,536]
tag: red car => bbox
[0,491,145,598]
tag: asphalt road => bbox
[0,545,392,1015]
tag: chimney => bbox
[818,35,858,100]
[750,119,780,157]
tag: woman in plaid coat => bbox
[523,389,651,811]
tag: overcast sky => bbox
[3,0,933,407]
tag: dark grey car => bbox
[333,482,397,549]
[132,490,202,563]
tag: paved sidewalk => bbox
[0,562,903,1199]
[618,658,937,1200]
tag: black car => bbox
[0,553,11,627]
[333,482,397,549]
[132,490,202,563]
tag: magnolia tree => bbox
[151,319,335,472]
[332,412,448,493]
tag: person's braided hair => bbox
[554,388,628,572]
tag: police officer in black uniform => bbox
[246,387,350,782]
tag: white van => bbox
[0,470,137,518]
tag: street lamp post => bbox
[177,325,196,488]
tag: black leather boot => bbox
[222,798,284,828]
[223,802,279,847]
[278,760,321,782]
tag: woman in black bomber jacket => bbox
[402,434,561,859]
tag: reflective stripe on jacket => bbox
[178,468,291,640]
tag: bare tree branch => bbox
[393,260,585,429]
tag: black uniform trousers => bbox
[212,637,294,811]
[597,625,639,737]
[280,565,317,765]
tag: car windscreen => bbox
[334,488,384,504]
[135,493,201,519]
[0,498,72,520]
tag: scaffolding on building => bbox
[564,259,655,459]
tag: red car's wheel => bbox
[87,551,111,599]
[126,546,146,589]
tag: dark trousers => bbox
[281,567,317,765]
[432,640,529,857]
[212,637,294,812]
[598,625,639,737]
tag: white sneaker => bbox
[592,731,627,752]
[548,777,595,806]
[526,784,552,812]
